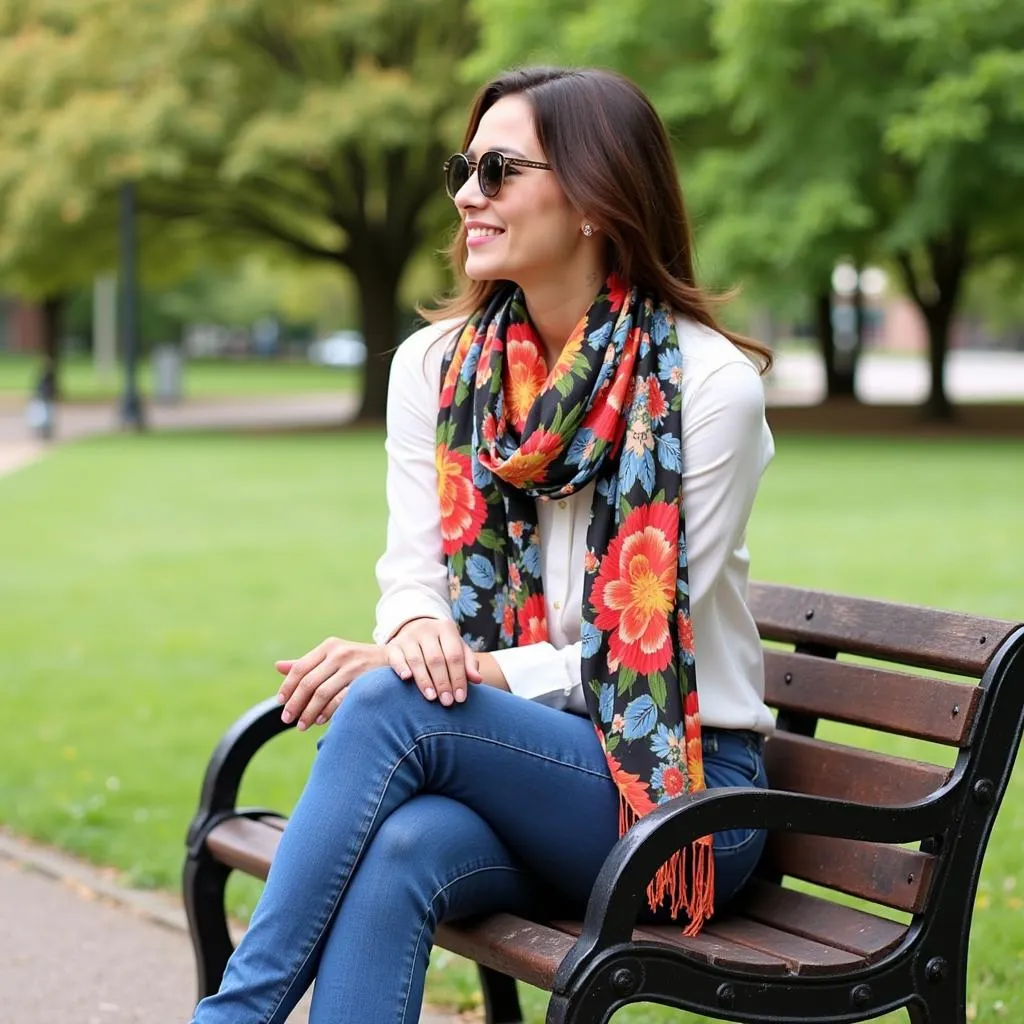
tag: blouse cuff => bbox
[372,592,453,645]
[490,642,579,709]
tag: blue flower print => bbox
[622,694,658,740]
[587,320,613,351]
[522,536,542,577]
[657,346,682,385]
[449,576,480,621]
[598,682,615,724]
[466,554,496,589]
[581,620,602,659]
[471,455,493,488]
[566,427,598,469]
[655,433,681,473]
[650,722,684,762]
[651,307,672,346]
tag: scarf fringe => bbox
[619,794,715,937]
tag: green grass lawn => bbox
[1,430,1022,1022]
[0,352,358,401]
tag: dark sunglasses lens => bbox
[445,155,470,198]
[478,152,504,197]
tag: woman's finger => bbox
[463,646,482,684]
[296,674,347,731]
[421,634,455,706]
[316,687,350,725]
[398,639,439,701]
[278,646,326,706]
[386,643,413,683]
[282,653,339,724]
[438,628,469,702]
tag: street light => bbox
[119,181,145,429]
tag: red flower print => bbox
[495,428,563,489]
[647,376,668,422]
[661,765,685,797]
[482,412,498,446]
[439,335,470,409]
[591,503,678,675]
[517,593,549,645]
[603,744,656,817]
[685,737,705,791]
[509,520,525,540]
[508,562,522,591]
[505,331,547,431]
[501,602,515,639]
[550,323,585,381]
[584,550,599,573]
[436,444,487,555]
[606,275,628,313]
[684,689,699,718]
[678,610,695,661]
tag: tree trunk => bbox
[922,302,956,420]
[40,294,65,401]
[814,289,858,398]
[348,246,407,424]
[895,227,968,420]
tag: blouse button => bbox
[553,600,562,610]
[558,500,568,509]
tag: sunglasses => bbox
[443,150,553,200]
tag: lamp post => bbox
[119,181,145,429]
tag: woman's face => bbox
[453,95,587,290]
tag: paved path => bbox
[0,830,460,1024]
[0,391,359,477]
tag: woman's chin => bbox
[463,258,504,283]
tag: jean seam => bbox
[398,864,532,1024]
[414,729,610,781]
[261,741,424,1024]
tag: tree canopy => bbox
[0,0,479,418]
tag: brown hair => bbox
[420,66,772,372]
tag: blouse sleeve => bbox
[372,334,454,644]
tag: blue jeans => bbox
[191,668,768,1024]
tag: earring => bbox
[582,224,594,237]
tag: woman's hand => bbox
[386,618,482,707]
[276,638,388,731]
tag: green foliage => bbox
[469,0,1024,412]
[0,0,478,415]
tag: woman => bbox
[191,66,775,1024]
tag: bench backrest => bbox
[749,582,1024,919]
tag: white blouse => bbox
[372,314,776,735]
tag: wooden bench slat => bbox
[763,650,980,745]
[437,915,574,991]
[764,834,935,913]
[764,732,950,806]
[554,919,794,975]
[206,816,285,881]
[749,582,1015,675]
[735,879,906,960]
[701,916,863,975]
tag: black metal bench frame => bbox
[183,584,1024,1024]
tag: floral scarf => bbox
[436,274,712,933]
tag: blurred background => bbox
[0,2,1021,1022]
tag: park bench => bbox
[183,582,1024,1024]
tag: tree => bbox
[469,0,1024,416]
[0,0,478,420]
[467,0,877,396]
[707,0,1024,417]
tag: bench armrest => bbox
[554,782,957,992]
[186,697,295,854]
